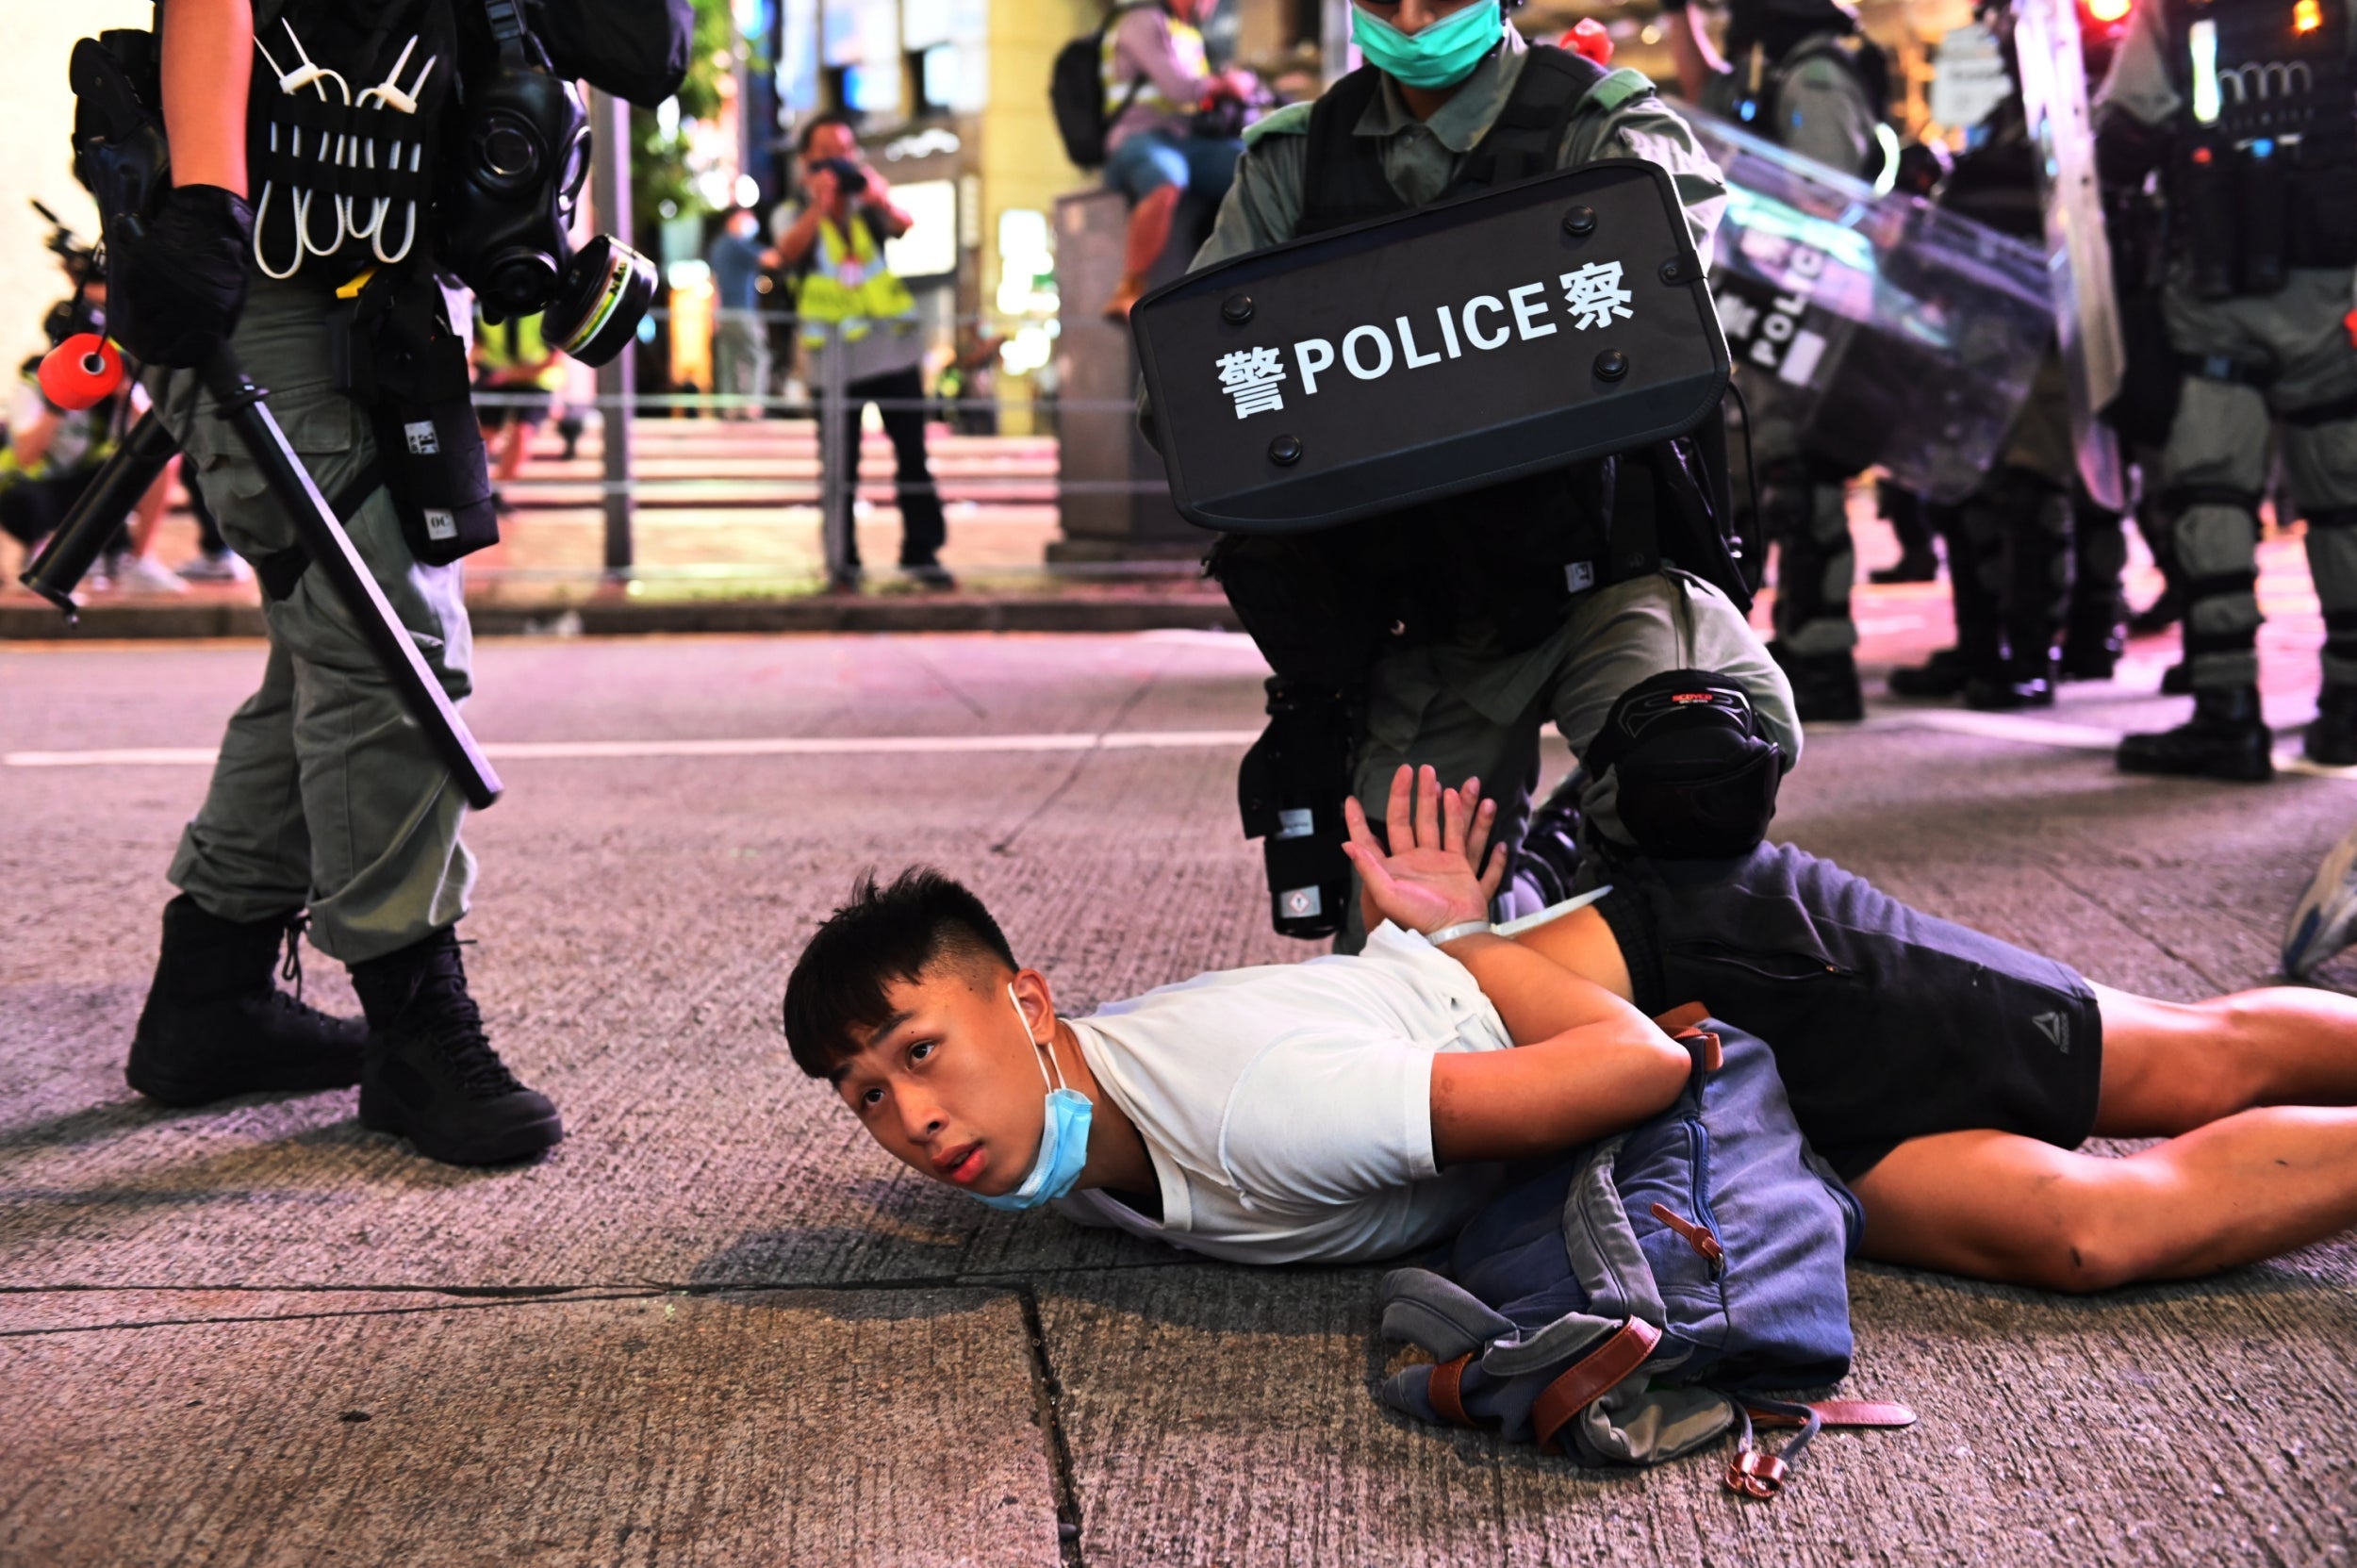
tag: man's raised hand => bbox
[1342,764,1507,938]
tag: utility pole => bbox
[590,88,635,576]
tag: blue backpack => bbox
[1377,1007,1914,1497]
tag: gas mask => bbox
[438,0,653,366]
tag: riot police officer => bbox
[1888,44,2132,710]
[108,0,677,1162]
[1660,0,1894,722]
[1189,0,1799,951]
[2096,0,2357,781]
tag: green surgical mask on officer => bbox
[1349,0,1506,91]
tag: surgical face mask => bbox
[1349,0,1504,91]
[971,985,1095,1212]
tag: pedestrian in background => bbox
[708,207,770,419]
[1099,0,1255,320]
[770,113,953,592]
[473,308,567,513]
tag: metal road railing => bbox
[469,309,1194,593]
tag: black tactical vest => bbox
[2163,0,2357,280]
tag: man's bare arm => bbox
[163,0,254,195]
[1343,766,1690,1165]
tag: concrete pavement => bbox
[4,617,2354,1565]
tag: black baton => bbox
[18,353,503,810]
[199,346,503,809]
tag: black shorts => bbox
[1596,843,2104,1182]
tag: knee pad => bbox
[1584,670,1787,860]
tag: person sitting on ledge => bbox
[783,766,2357,1289]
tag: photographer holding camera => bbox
[101,0,682,1165]
[770,113,953,591]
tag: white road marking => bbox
[1,729,1269,769]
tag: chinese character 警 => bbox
[1560,261,1635,332]
[1216,346,1287,420]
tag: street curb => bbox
[0,596,1243,641]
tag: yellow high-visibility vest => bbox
[477,312,568,391]
[794,214,915,344]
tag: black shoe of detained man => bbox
[2116,685,2273,783]
[349,928,563,1166]
[1770,642,1865,723]
[126,895,367,1106]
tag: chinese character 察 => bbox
[1560,261,1635,332]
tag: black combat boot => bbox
[2306,684,2357,767]
[2116,686,2273,783]
[1887,647,1971,699]
[2058,613,2127,681]
[1964,653,2056,711]
[1868,548,1937,585]
[349,928,563,1165]
[2158,661,2194,697]
[126,896,367,1106]
[1770,643,1865,723]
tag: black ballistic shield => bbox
[1129,160,1730,535]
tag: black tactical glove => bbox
[107,184,255,369]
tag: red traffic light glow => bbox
[2087,0,2133,21]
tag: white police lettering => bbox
[1462,295,1509,350]
[1215,346,1288,419]
[1343,325,1393,379]
[1394,315,1442,369]
[1508,282,1557,339]
[1293,338,1336,394]
[1559,260,1633,331]
[1264,261,1635,397]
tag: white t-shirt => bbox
[1055,922,1514,1265]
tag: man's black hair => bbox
[798,110,858,155]
[783,867,1018,1080]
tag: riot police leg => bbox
[1890,498,1999,701]
[1869,480,1939,585]
[1763,459,1864,723]
[2061,488,2130,681]
[2116,371,2273,782]
[2282,412,2357,766]
[145,284,560,1159]
[1967,467,2073,711]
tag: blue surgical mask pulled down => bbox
[1349,0,1505,91]
[971,985,1094,1212]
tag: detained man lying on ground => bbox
[783,766,2357,1291]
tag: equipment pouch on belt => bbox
[339,269,498,565]
[1129,160,1729,535]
